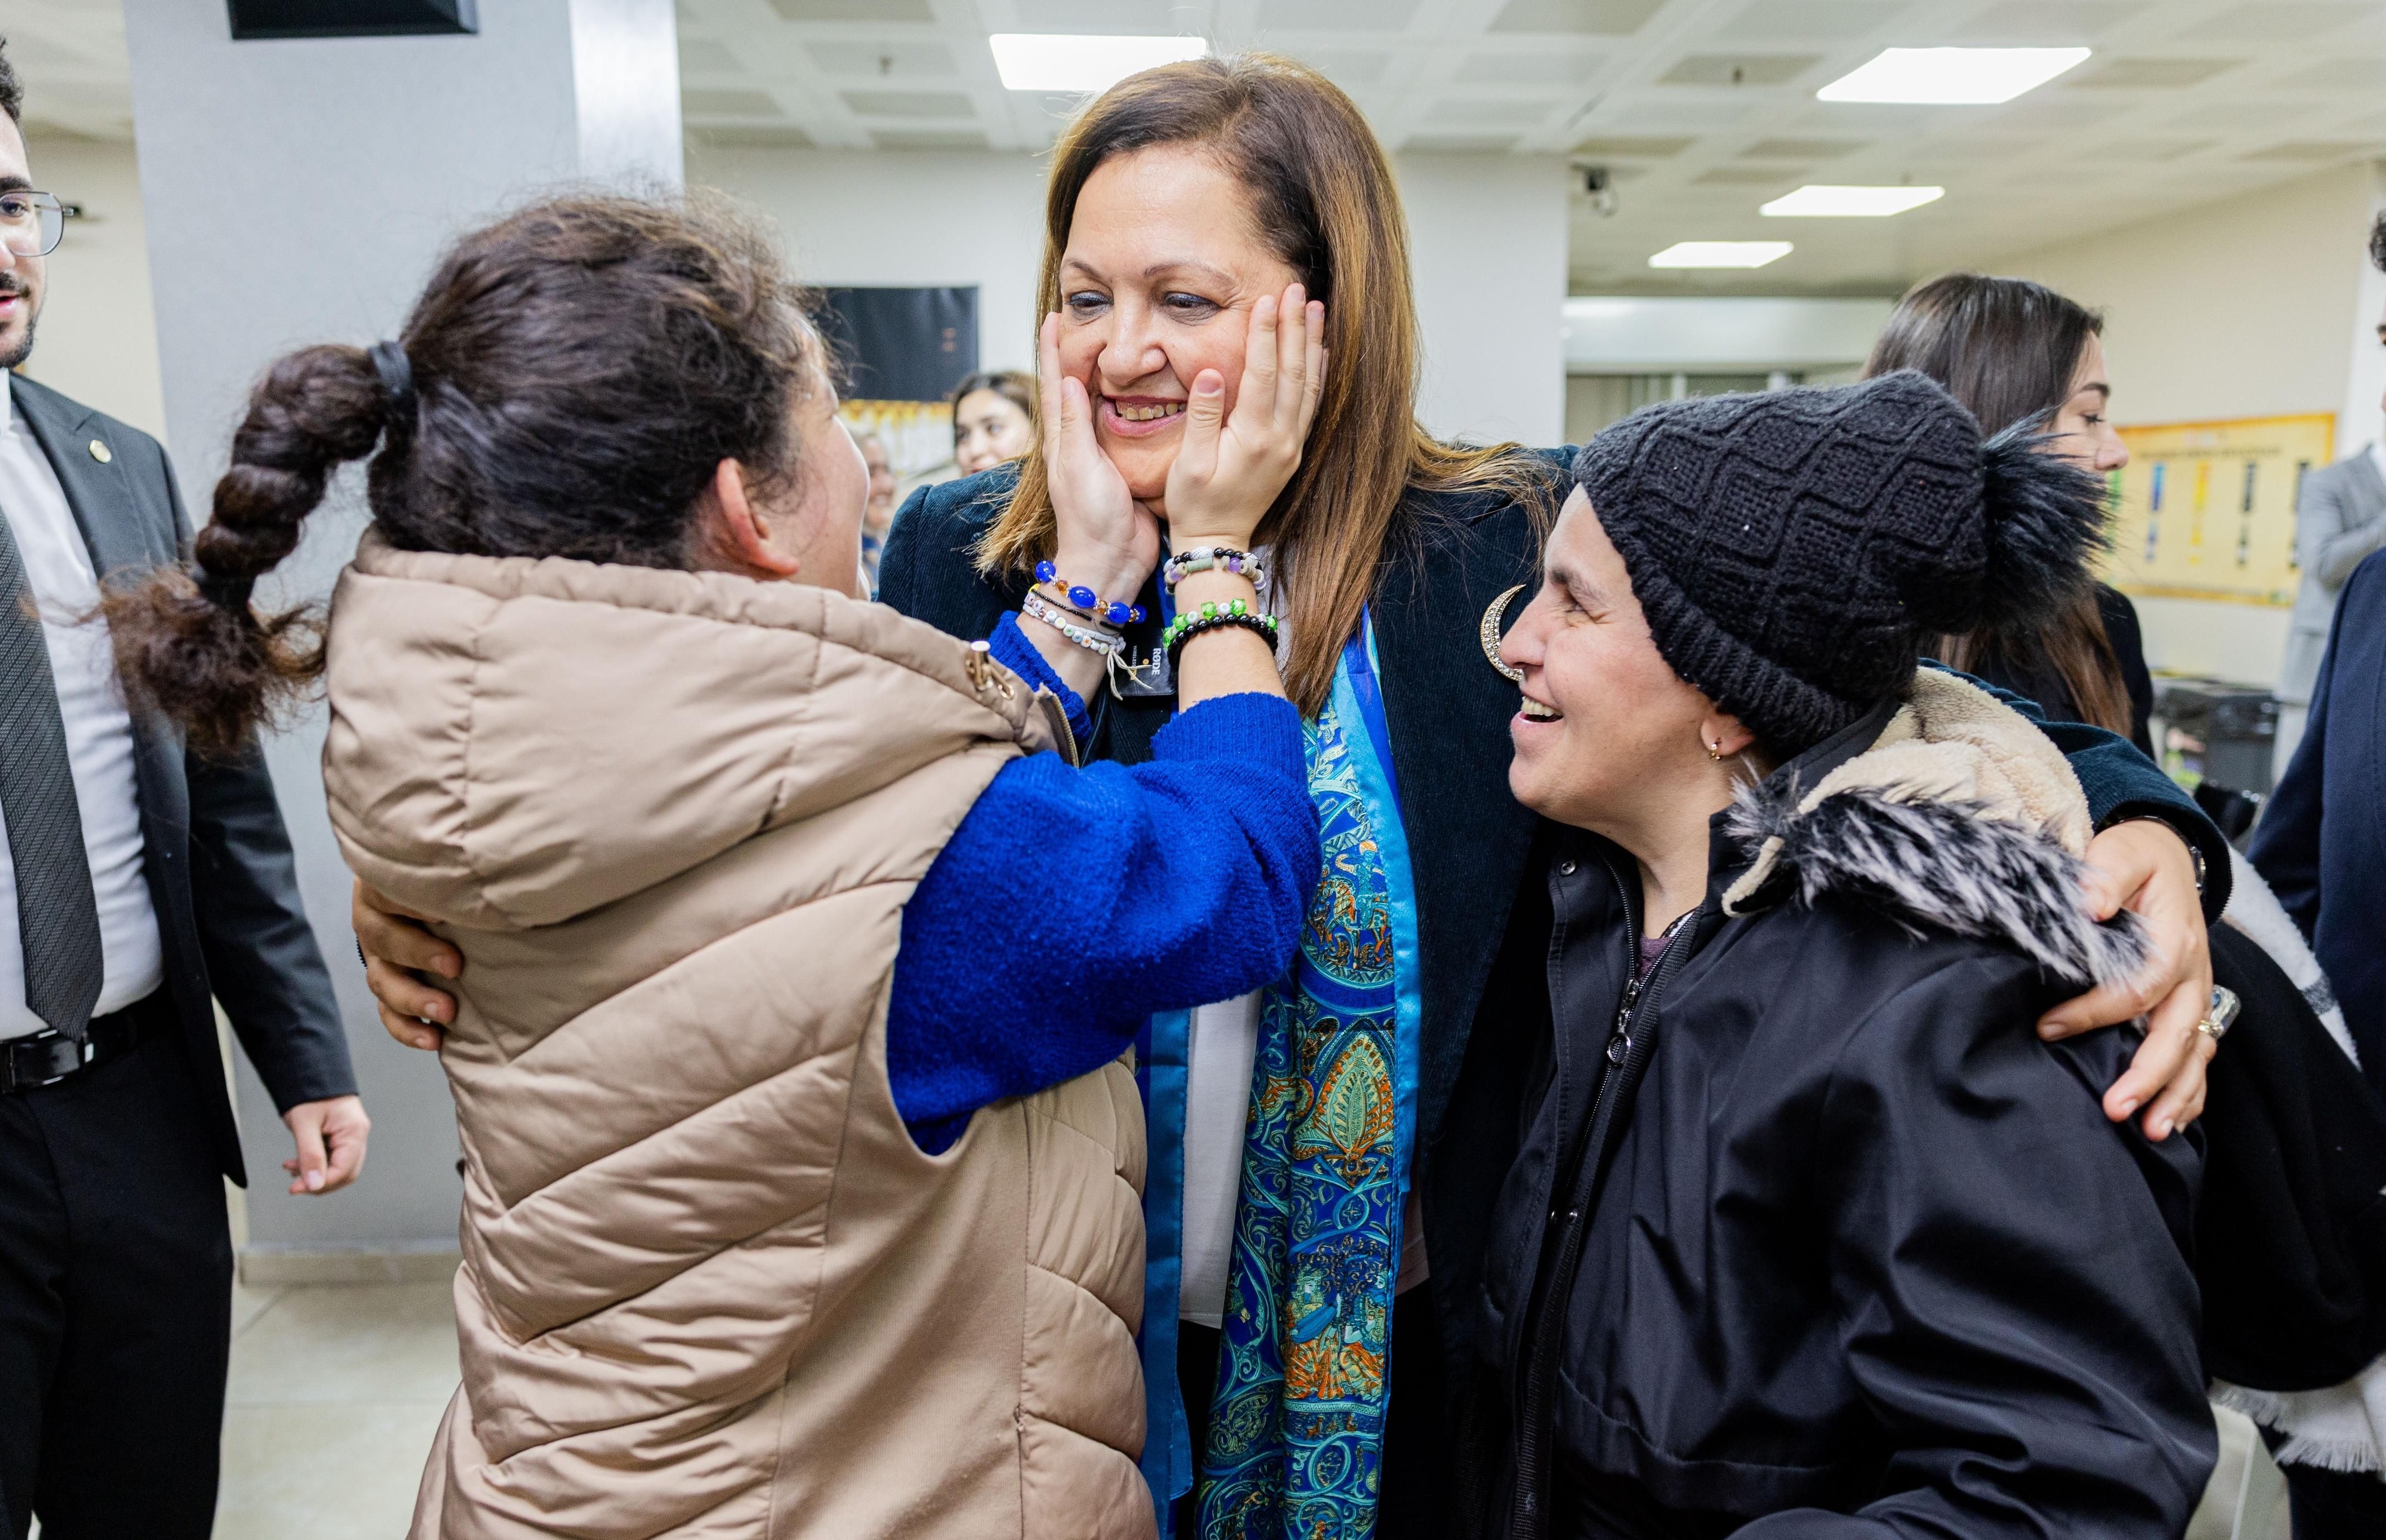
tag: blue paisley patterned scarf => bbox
[1196,617,1422,1538]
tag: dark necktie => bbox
[0,504,103,1039]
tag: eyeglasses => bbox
[0,191,65,259]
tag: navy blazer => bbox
[2252,546,2386,1101]
[13,375,355,1185]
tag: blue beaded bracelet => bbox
[1034,559,1146,627]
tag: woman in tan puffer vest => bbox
[106,194,1324,1538]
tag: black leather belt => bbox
[1,992,166,1095]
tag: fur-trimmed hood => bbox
[1723,669,2149,991]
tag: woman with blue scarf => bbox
[362,57,2236,1540]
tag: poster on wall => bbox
[2104,413,2335,607]
[821,285,979,480]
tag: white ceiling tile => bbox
[2181,3,2374,42]
[1721,2,1909,41]
[770,0,938,19]
[1426,97,1562,126]
[1455,50,1608,85]
[2270,57,2386,92]
[1405,131,1525,151]
[1009,0,1194,35]
[1952,3,2149,43]
[806,40,961,76]
[1489,0,1671,38]
[1263,0,1424,29]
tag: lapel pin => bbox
[88,438,111,464]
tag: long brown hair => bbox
[1864,273,2134,736]
[975,53,1555,713]
[106,192,817,756]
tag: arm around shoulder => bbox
[1737,949,2213,1539]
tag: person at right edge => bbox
[2245,211,2386,1536]
[2275,212,2386,780]
[1471,371,2215,1538]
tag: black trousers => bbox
[1173,1284,1456,1536]
[0,1007,233,1540]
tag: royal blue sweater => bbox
[885,614,1318,1153]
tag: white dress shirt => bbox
[0,373,164,1038]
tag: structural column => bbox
[121,0,681,1267]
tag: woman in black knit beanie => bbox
[1464,370,2216,1539]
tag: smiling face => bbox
[954,388,1033,476]
[0,113,45,370]
[1503,487,1752,840]
[2047,331,2127,475]
[1056,143,1303,505]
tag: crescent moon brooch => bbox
[1480,583,1526,683]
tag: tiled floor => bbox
[214,1280,459,1540]
[28,1272,2317,1539]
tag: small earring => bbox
[1706,741,1723,761]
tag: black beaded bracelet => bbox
[1163,604,1280,672]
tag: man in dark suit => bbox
[0,43,367,1540]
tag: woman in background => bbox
[855,429,898,593]
[952,368,1037,476]
[1864,273,2156,752]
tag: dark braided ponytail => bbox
[106,190,816,758]
[106,344,394,756]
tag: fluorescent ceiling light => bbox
[1816,47,2091,105]
[988,33,1207,93]
[1761,184,1945,217]
[1648,241,1794,269]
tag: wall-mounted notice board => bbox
[2105,413,2336,607]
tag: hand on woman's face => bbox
[2049,331,2128,475]
[1056,144,1305,508]
[954,389,1034,476]
[1503,488,1751,836]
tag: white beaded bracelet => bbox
[1022,590,1125,657]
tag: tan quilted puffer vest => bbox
[319,537,1153,1539]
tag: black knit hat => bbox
[1571,369,2107,754]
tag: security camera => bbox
[1577,164,1619,217]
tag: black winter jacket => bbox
[1470,680,2216,1540]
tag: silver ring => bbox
[2195,984,2240,1041]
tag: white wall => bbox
[1999,162,2386,688]
[695,146,1572,450]
[124,0,682,1258]
[688,144,1046,376]
[1400,154,1568,448]
[16,132,164,440]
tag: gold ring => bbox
[1480,583,1526,683]
[2195,984,2240,1041]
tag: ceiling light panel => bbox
[987,34,1207,93]
[1648,241,1794,268]
[1817,47,2092,104]
[1760,184,1945,216]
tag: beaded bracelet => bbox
[1033,560,1146,627]
[1022,590,1125,657]
[1162,598,1280,670]
[1162,546,1267,591]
